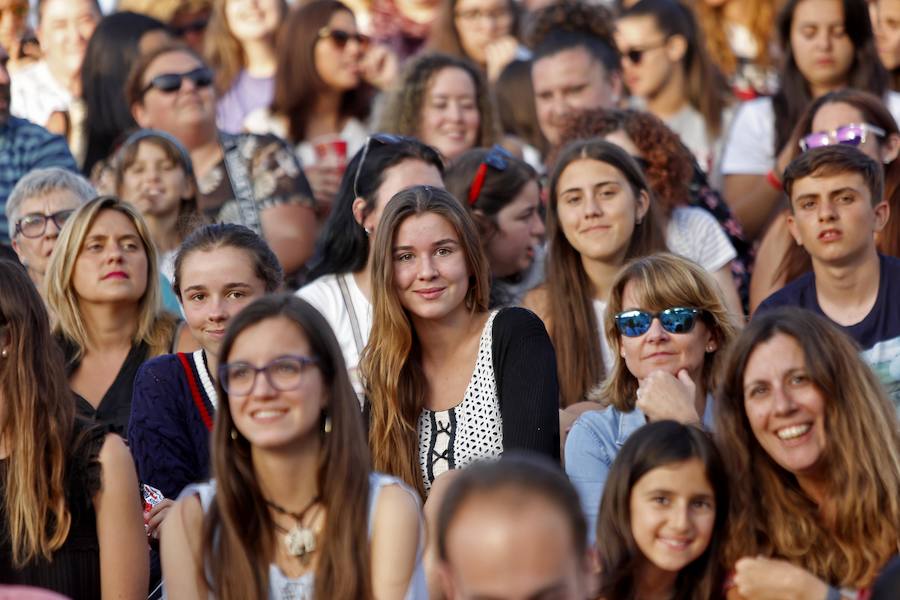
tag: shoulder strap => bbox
[219,133,263,235]
[177,352,214,431]
[337,273,364,355]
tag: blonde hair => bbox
[45,196,176,361]
[595,253,739,411]
[361,186,490,497]
[716,307,900,587]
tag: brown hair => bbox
[716,307,900,587]
[692,0,774,80]
[427,0,521,66]
[784,145,885,207]
[362,186,490,497]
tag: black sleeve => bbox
[492,307,561,462]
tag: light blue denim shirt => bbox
[564,395,715,544]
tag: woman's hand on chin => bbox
[636,369,700,424]
[733,556,831,600]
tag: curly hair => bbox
[525,0,616,52]
[553,108,695,215]
[377,52,501,157]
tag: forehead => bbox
[325,9,356,30]
[394,211,459,244]
[790,170,871,199]
[744,333,806,378]
[378,160,445,204]
[428,67,476,96]
[456,0,509,10]
[19,189,84,214]
[86,209,140,236]
[532,47,604,91]
[40,0,98,20]
[632,459,713,496]
[792,0,845,27]
[615,14,661,41]
[180,246,260,284]
[558,158,627,189]
[143,51,204,80]
[227,316,311,360]
[811,102,866,131]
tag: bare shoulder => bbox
[374,483,421,526]
[97,433,136,484]
[521,285,550,325]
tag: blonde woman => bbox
[45,196,190,436]
[718,307,900,598]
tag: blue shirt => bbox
[0,116,77,244]
[565,397,716,544]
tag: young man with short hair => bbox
[757,144,900,412]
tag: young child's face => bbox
[629,458,717,576]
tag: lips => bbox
[818,228,842,242]
[776,423,812,441]
[414,287,446,300]
[580,224,611,234]
[249,408,289,422]
[657,536,694,551]
[102,271,129,280]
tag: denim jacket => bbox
[564,396,715,543]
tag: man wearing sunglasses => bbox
[757,145,900,413]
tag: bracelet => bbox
[766,169,783,191]
[824,585,842,600]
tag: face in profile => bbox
[615,14,681,101]
[485,179,545,278]
[119,140,192,219]
[440,490,591,600]
[419,67,481,163]
[808,101,900,164]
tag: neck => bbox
[413,307,484,362]
[242,38,278,78]
[252,435,321,510]
[187,137,224,178]
[45,60,79,97]
[27,265,44,291]
[580,254,625,302]
[636,561,678,600]
[812,249,880,316]
[646,68,688,118]
[306,91,345,139]
[810,80,847,99]
[144,212,182,253]
[78,301,140,353]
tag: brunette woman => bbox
[362,186,560,498]
[0,259,148,599]
[161,294,426,599]
[718,307,900,598]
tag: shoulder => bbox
[755,273,815,314]
[886,92,900,124]
[882,254,900,276]
[671,205,721,228]
[137,352,187,380]
[95,432,138,493]
[565,407,623,464]
[243,108,286,138]
[733,97,774,122]
[492,307,551,346]
[297,274,342,305]
[570,406,622,440]
[371,475,421,523]
[521,286,551,323]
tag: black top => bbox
[0,419,106,599]
[61,340,150,438]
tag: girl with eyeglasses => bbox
[749,89,900,311]
[720,0,897,242]
[615,0,733,176]
[444,145,545,307]
[161,294,427,600]
[203,0,285,135]
[126,42,319,284]
[565,253,738,538]
[362,185,560,500]
[244,0,386,212]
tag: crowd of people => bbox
[0,0,899,598]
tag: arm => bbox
[564,415,612,543]
[160,495,208,600]
[93,434,149,600]
[260,203,319,275]
[370,483,424,600]
[494,308,561,461]
[722,175,785,241]
[713,263,745,323]
[732,556,831,600]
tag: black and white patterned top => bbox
[418,311,503,494]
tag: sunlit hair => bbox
[0,260,74,566]
[377,52,501,158]
[44,196,176,362]
[716,307,900,587]
[544,139,667,406]
[597,253,738,411]
[203,0,287,94]
[427,0,521,65]
[692,0,774,82]
[206,294,372,599]
[597,420,729,600]
[361,186,490,497]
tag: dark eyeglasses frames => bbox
[218,355,319,397]
[468,144,512,205]
[614,307,703,338]
[799,123,886,152]
[141,66,214,96]
[15,209,75,239]
[318,27,370,50]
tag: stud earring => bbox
[323,415,332,435]
[230,428,239,441]
[0,349,7,358]
[364,227,371,237]
[705,344,714,352]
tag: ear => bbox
[786,213,803,246]
[873,199,890,233]
[606,69,624,108]
[704,330,718,353]
[351,197,368,228]
[635,189,650,223]
[665,34,688,63]
[880,133,900,164]
[132,102,149,128]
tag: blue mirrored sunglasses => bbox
[614,307,703,337]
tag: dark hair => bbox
[427,0,522,65]
[494,59,548,152]
[772,0,887,154]
[172,223,284,299]
[526,0,620,77]
[206,294,372,599]
[126,42,206,109]
[81,11,170,176]
[784,144,884,208]
[436,452,586,561]
[307,137,444,280]
[270,0,372,143]
[597,421,728,600]
[619,0,730,137]
[444,147,538,240]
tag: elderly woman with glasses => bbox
[565,252,739,541]
[126,42,318,286]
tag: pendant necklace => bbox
[266,495,321,563]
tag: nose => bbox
[248,368,276,399]
[817,198,838,222]
[530,213,546,237]
[644,317,670,342]
[583,195,603,218]
[670,502,691,533]
[208,297,229,322]
[44,218,62,239]
[815,29,834,51]
[772,384,797,416]
[417,255,438,280]
[447,101,464,123]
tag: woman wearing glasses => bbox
[161,294,426,600]
[565,252,738,539]
[127,43,318,285]
[749,89,900,311]
[244,0,378,211]
[444,145,545,307]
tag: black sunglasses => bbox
[614,307,703,337]
[318,27,370,50]
[621,40,668,66]
[172,18,209,37]
[141,67,214,96]
[467,144,512,205]
[352,133,410,199]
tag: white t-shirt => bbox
[296,273,371,398]
[242,109,368,168]
[666,206,737,273]
[10,61,72,128]
[721,92,900,176]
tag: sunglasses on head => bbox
[799,123,886,152]
[318,27,370,50]
[468,144,512,205]
[141,66,214,96]
[614,307,703,337]
[352,133,412,199]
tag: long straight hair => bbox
[204,294,373,599]
[361,186,490,498]
[544,139,667,407]
[597,420,729,600]
[716,307,900,587]
[0,260,75,567]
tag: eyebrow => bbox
[393,238,460,251]
[560,180,619,195]
[827,186,862,198]
[182,282,254,293]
